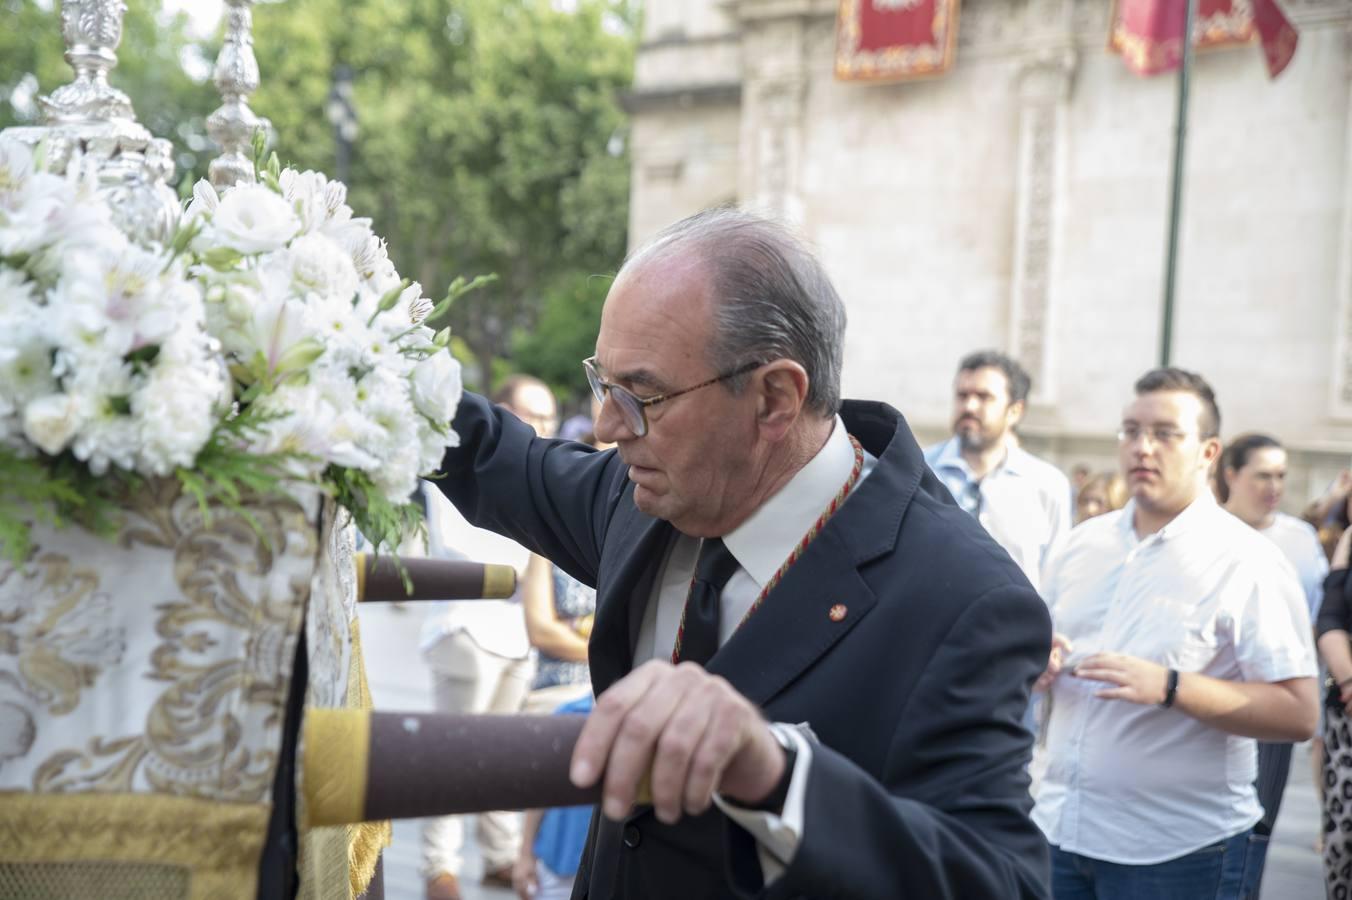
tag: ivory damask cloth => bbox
[0,481,383,899]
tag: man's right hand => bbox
[1034,633,1072,692]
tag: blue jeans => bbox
[1051,829,1253,900]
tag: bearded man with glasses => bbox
[436,208,1052,899]
[1030,367,1318,900]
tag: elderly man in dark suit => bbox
[438,208,1052,899]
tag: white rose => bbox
[410,350,462,424]
[210,184,302,255]
[22,393,83,455]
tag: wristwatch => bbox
[1159,668,1180,709]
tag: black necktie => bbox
[679,538,740,666]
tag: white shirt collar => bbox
[1120,490,1219,543]
[723,416,857,589]
[933,435,1026,479]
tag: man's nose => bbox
[592,394,636,443]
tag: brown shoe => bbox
[426,872,462,900]
[481,865,514,889]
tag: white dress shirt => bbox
[923,437,1071,591]
[1031,494,1316,864]
[1260,512,1329,622]
[634,417,877,878]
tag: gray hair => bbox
[619,207,846,417]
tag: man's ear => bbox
[1200,436,1223,468]
[756,360,810,442]
[1006,399,1026,428]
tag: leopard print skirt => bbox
[1325,699,1352,898]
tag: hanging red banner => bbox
[835,0,961,83]
[1108,0,1298,79]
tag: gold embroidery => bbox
[0,791,270,900]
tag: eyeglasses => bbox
[1117,424,1200,447]
[582,356,761,438]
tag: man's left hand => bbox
[569,660,787,825]
[1072,652,1170,706]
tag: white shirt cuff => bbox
[713,722,812,884]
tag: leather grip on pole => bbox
[355,553,517,602]
[303,710,615,826]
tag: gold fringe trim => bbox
[345,617,391,897]
[0,792,270,900]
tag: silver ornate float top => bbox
[1,0,179,245]
[208,0,270,189]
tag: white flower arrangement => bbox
[0,136,478,560]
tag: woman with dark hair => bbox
[1218,433,1327,896]
[1220,434,1327,620]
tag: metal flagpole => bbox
[1159,0,1198,367]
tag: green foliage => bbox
[172,404,306,542]
[325,464,424,555]
[510,270,610,402]
[0,449,126,564]
[250,0,637,398]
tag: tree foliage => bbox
[250,0,637,399]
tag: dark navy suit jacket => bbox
[439,394,1052,899]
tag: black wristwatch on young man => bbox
[1159,668,1180,709]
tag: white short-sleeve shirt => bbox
[1031,494,1316,864]
[1260,512,1329,622]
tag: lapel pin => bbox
[828,603,847,622]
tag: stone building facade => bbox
[626,0,1352,503]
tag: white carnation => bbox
[270,231,360,302]
[133,359,226,475]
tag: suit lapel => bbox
[588,506,672,694]
[707,526,875,707]
[708,402,922,708]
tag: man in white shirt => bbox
[924,350,1071,592]
[421,375,557,900]
[1032,367,1318,899]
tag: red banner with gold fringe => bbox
[835,0,961,83]
[1108,0,1298,79]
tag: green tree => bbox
[251,0,636,397]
